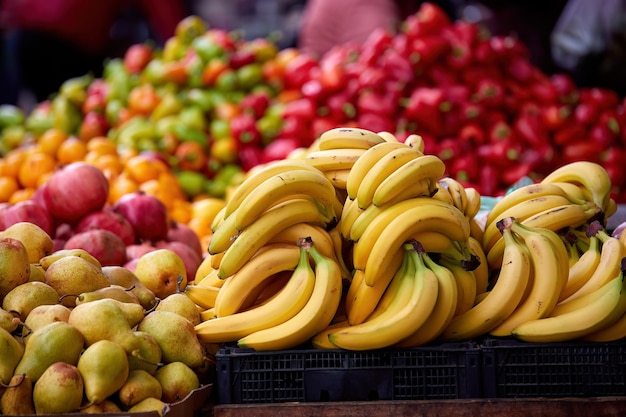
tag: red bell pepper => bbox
[552,123,587,146]
[402,2,451,39]
[283,54,318,89]
[541,104,571,131]
[230,113,262,148]
[357,111,395,134]
[513,113,549,148]
[402,87,451,135]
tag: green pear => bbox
[0,327,24,385]
[138,310,205,369]
[118,369,163,408]
[21,304,71,337]
[78,339,129,405]
[0,307,20,333]
[101,266,157,310]
[155,361,200,403]
[156,292,201,325]
[128,331,162,375]
[0,237,30,299]
[2,281,59,321]
[0,373,35,415]
[81,399,122,413]
[134,249,188,299]
[128,397,168,416]
[0,222,54,263]
[33,362,84,414]
[45,255,111,307]
[28,263,46,282]
[14,321,84,381]
[68,298,142,353]
[76,284,141,305]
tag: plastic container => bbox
[215,343,481,404]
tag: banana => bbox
[39,249,102,270]
[396,251,458,347]
[511,273,626,343]
[327,226,354,282]
[213,243,301,316]
[372,154,446,207]
[464,187,482,219]
[404,134,426,152]
[541,161,612,212]
[223,159,323,219]
[324,169,351,190]
[195,244,316,343]
[217,197,335,279]
[431,183,455,206]
[559,234,601,301]
[380,177,436,207]
[210,251,224,270]
[549,181,594,206]
[266,222,335,261]
[208,208,241,255]
[489,217,568,337]
[304,148,368,172]
[560,228,623,303]
[237,239,343,351]
[376,131,401,143]
[232,169,338,231]
[551,267,622,317]
[195,269,224,288]
[469,217,485,243]
[185,284,221,310]
[344,247,404,325]
[339,196,366,239]
[467,236,490,294]
[355,146,425,209]
[353,201,470,286]
[311,320,349,349]
[345,141,413,200]
[317,127,386,150]
[440,218,531,342]
[200,307,216,321]
[328,242,439,350]
[210,205,227,232]
[440,257,477,317]
[437,177,468,215]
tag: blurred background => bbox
[1,0,625,112]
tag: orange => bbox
[169,199,192,224]
[124,154,169,184]
[91,153,124,177]
[108,173,139,205]
[2,148,28,179]
[0,176,20,203]
[8,187,35,204]
[18,151,57,188]
[128,84,160,116]
[37,128,68,156]
[86,136,118,156]
[56,137,88,164]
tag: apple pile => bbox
[0,161,204,279]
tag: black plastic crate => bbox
[215,343,481,404]
[481,338,626,398]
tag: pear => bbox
[78,339,130,405]
[0,327,24,385]
[68,298,143,353]
[155,361,200,403]
[156,292,201,325]
[45,255,111,307]
[118,369,163,408]
[14,321,84,381]
[2,281,59,321]
[76,284,141,305]
[134,249,188,299]
[22,304,71,337]
[0,222,54,263]
[81,399,122,413]
[0,307,20,333]
[138,310,205,369]
[128,331,162,375]
[0,373,35,415]
[128,397,168,416]
[33,362,84,414]
[28,263,46,282]
[101,265,157,310]
[0,237,30,299]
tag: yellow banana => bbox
[396,251,458,347]
[469,217,485,243]
[345,141,413,200]
[200,307,216,321]
[372,154,446,207]
[195,245,316,343]
[328,242,439,350]
[541,161,612,212]
[551,267,622,317]
[223,159,323,219]
[185,284,221,310]
[437,177,468,215]
[559,234,601,301]
[208,208,240,255]
[210,205,227,232]
[317,127,386,150]
[217,197,335,279]
[440,257,477,317]
[355,146,425,209]
[266,222,335,261]
[467,236,489,294]
[338,196,366,239]
[376,131,401,143]
[327,226,353,282]
[380,177,435,207]
[464,187,482,219]
[404,133,426,152]
[237,239,343,351]
[213,243,301,316]
[39,248,102,270]
[324,169,351,190]
[511,273,626,343]
[440,218,531,342]
[195,268,224,288]
[489,217,568,337]
[311,320,349,349]
[304,148,367,172]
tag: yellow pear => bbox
[0,307,20,333]
[33,362,84,414]
[128,397,168,416]
[0,326,24,385]
[45,255,110,307]
[155,292,201,325]
[2,281,59,321]
[0,237,30,299]
[14,321,84,382]
[127,331,162,375]
[134,249,188,299]
[78,339,130,406]
[0,373,35,415]
[0,222,53,263]
[155,361,200,403]
[81,399,122,413]
[101,265,157,310]
[22,304,71,337]
[29,263,46,282]
[118,369,163,408]
[76,284,141,305]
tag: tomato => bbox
[124,43,153,74]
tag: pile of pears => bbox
[0,222,213,415]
